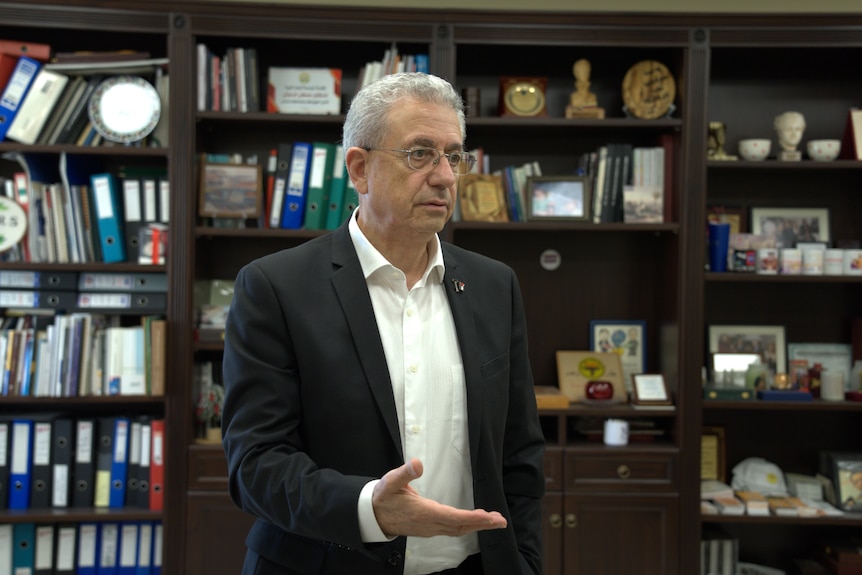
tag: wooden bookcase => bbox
[1,2,861,574]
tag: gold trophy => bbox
[566,59,605,119]
[708,121,737,160]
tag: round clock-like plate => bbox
[622,60,676,120]
[88,75,161,143]
[505,82,546,117]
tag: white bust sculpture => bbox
[774,111,806,152]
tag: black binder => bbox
[30,420,54,508]
[51,418,74,507]
[71,418,95,507]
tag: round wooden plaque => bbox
[621,60,676,120]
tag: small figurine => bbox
[774,111,806,161]
[707,121,737,160]
[566,59,604,119]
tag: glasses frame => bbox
[364,146,476,176]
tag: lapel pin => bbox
[452,279,465,293]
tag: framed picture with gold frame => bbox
[457,173,508,222]
[701,426,727,482]
[199,162,263,218]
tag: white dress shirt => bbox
[348,211,478,574]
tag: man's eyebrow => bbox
[407,137,463,151]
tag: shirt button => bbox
[406,309,414,317]
[411,425,421,434]
[410,365,418,373]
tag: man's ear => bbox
[344,146,368,195]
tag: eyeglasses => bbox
[364,147,477,176]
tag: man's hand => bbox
[371,458,508,538]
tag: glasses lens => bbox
[453,152,476,175]
[407,148,436,170]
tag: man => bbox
[221,72,546,575]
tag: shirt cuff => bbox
[358,479,394,543]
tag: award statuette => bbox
[566,59,605,119]
[621,60,676,120]
[499,76,548,117]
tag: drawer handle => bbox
[617,464,631,479]
[565,513,577,528]
[549,514,562,529]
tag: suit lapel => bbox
[330,225,404,461]
[441,246,483,463]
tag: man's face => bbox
[358,98,462,240]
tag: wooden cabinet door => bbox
[542,492,563,575]
[186,493,255,575]
[563,493,679,575]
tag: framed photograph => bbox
[526,175,591,221]
[590,320,646,392]
[710,352,763,386]
[555,350,625,403]
[707,205,746,235]
[750,207,830,249]
[199,162,263,218]
[709,325,786,375]
[701,426,727,482]
[632,373,672,405]
[788,343,853,389]
[831,454,862,512]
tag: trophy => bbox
[565,59,605,119]
[708,121,737,160]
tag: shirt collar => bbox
[348,209,445,285]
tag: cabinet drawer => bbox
[564,450,677,492]
[188,445,229,491]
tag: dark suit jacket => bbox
[222,222,545,575]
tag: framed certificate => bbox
[632,373,671,405]
[555,350,625,403]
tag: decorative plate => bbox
[621,60,676,120]
[88,75,161,143]
[0,195,27,253]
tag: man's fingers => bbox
[380,458,424,493]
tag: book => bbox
[267,67,341,115]
[6,68,68,144]
[55,74,103,145]
[766,496,800,517]
[735,490,770,516]
[0,55,41,141]
[40,75,86,145]
[533,385,570,409]
[710,495,746,515]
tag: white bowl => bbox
[807,139,841,161]
[738,138,771,161]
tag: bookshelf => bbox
[0,2,861,574]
